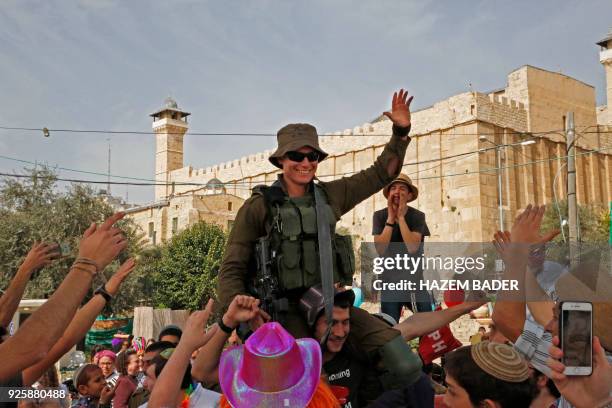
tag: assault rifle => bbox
[254,237,288,323]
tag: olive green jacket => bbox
[217,125,411,310]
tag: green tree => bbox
[543,200,610,244]
[0,167,145,314]
[149,221,226,311]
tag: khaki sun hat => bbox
[383,173,419,201]
[269,123,328,169]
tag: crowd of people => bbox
[1,89,611,408]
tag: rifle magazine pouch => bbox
[276,204,303,291]
[278,241,302,290]
[302,239,319,287]
[334,234,355,285]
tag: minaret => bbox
[598,29,612,118]
[150,97,190,200]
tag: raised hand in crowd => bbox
[547,335,612,408]
[509,204,559,247]
[0,242,60,328]
[492,205,559,342]
[383,89,414,130]
[78,212,128,271]
[105,258,136,296]
[20,242,61,272]
[148,299,216,408]
[223,295,262,329]
[22,258,137,386]
[191,295,263,386]
[0,212,126,382]
[179,299,216,352]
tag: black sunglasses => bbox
[285,151,321,163]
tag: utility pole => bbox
[496,146,504,231]
[107,137,111,196]
[566,112,579,261]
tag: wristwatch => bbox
[218,317,236,334]
[385,222,396,228]
[94,285,113,303]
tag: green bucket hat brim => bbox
[269,123,329,169]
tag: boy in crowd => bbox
[443,342,534,408]
[72,364,114,408]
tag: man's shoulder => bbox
[236,192,267,215]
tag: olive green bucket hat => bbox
[269,123,329,169]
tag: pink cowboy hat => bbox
[219,322,322,408]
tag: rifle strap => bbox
[313,183,335,347]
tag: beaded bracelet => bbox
[75,257,100,274]
[71,264,97,277]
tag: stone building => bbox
[128,33,612,247]
[126,98,245,245]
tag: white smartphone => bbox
[560,301,593,376]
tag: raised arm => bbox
[395,300,485,341]
[0,213,127,381]
[22,258,136,386]
[148,300,215,408]
[491,206,559,342]
[191,295,262,385]
[0,243,60,328]
[323,89,413,216]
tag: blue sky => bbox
[1,0,611,203]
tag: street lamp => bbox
[479,136,536,231]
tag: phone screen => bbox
[561,309,592,368]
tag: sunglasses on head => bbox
[285,150,321,163]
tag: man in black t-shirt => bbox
[372,173,432,321]
[300,286,437,408]
[299,287,382,407]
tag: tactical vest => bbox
[253,183,355,293]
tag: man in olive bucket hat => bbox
[217,89,424,390]
[373,173,433,322]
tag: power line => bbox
[0,137,539,184]
[2,144,610,188]
[0,154,159,183]
[0,124,577,138]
